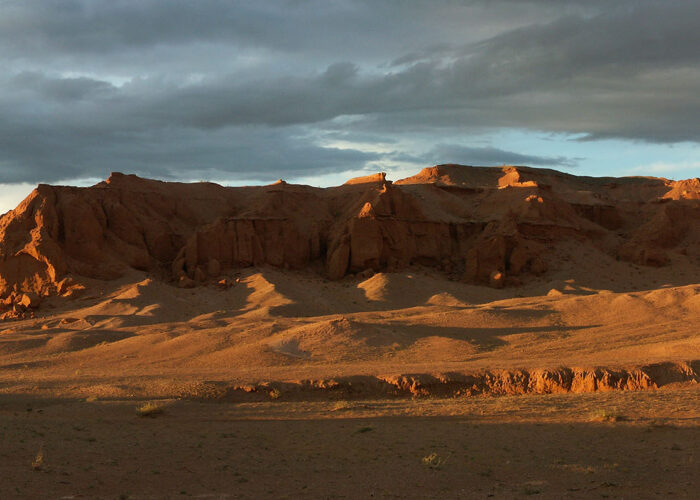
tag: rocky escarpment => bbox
[0,165,698,317]
[187,360,699,401]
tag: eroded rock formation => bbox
[1,165,698,316]
[186,360,700,401]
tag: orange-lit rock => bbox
[0,165,697,301]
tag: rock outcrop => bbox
[0,165,698,313]
[186,360,699,401]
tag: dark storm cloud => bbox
[9,72,117,101]
[0,0,303,54]
[0,0,698,185]
[0,117,380,184]
[421,145,578,168]
[0,0,516,67]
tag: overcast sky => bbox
[1,0,699,212]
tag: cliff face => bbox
[0,165,698,311]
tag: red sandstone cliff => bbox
[0,165,698,317]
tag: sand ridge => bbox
[0,264,697,399]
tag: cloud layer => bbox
[0,0,698,185]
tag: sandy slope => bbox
[0,258,697,398]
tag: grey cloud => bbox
[388,43,454,67]
[142,1,700,140]
[9,54,698,143]
[422,145,579,168]
[0,1,286,54]
[0,0,698,187]
[317,129,399,145]
[0,0,523,70]
[10,72,116,101]
[0,105,381,184]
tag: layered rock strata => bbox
[1,165,698,316]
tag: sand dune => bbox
[0,265,696,399]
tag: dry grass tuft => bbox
[422,452,448,469]
[331,401,353,412]
[31,447,44,471]
[136,402,165,417]
[590,408,628,422]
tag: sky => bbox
[1,0,699,212]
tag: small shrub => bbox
[422,452,448,469]
[32,447,44,470]
[269,388,282,400]
[591,409,627,422]
[136,402,165,417]
[331,401,352,412]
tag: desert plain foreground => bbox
[0,165,698,497]
[1,388,698,499]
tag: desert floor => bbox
[1,385,698,499]
[0,264,698,498]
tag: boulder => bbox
[489,270,505,289]
[178,276,196,289]
[19,293,41,309]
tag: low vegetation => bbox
[31,447,44,471]
[136,402,165,417]
[590,408,628,422]
[421,452,448,469]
